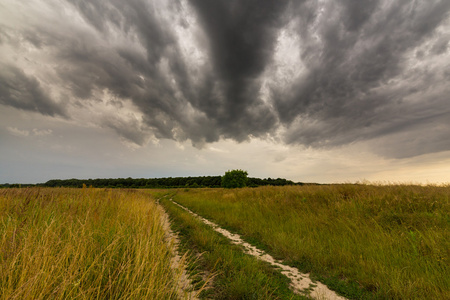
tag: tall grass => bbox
[0,188,185,299]
[171,184,450,299]
[159,196,306,300]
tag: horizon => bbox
[3,175,450,187]
[1,0,450,185]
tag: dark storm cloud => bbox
[59,0,223,145]
[183,0,290,141]
[1,0,449,157]
[0,64,66,117]
[49,0,288,145]
[274,0,450,157]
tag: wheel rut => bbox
[157,199,200,300]
[168,198,348,300]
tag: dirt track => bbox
[158,201,200,300]
[167,198,347,300]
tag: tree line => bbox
[1,176,301,189]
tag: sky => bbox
[1,0,450,184]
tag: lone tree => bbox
[221,169,248,188]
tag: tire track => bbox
[157,198,200,300]
[168,198,347,300]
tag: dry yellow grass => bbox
[0,187,186,299]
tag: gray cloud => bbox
[1,0,449,157]
[101,114,149,146]
[274,0,450,156]
[0,64,66,117]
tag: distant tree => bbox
[221,169,248,188]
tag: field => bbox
[1,185,448,299]
[157,184,449,299]
[0,188,189,299]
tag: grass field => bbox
[0,188,188,300]
[158,194,306,300]
[165,184,449,299]
[2,185,448,299]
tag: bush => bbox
[221,170,248,188]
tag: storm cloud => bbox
[1,0,449,157]
[0,64,66,117]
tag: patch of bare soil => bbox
[169,199,347,300]
[157,202,200,300]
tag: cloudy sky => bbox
[1,0,450,184]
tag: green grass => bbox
[0,188,187,299]
[168,184,450,299]
[3,185,447,299]
[158,196,306,300]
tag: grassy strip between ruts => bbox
[158,195,307,300]
[0,188,186,300]
[168,185,449,300]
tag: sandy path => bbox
[157,200,200,300]
[169,198,347,300]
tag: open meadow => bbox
[0,188,188,300]
[1,185,448,299]
[158,184,449,299]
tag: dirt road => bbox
[168,198,347,300]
